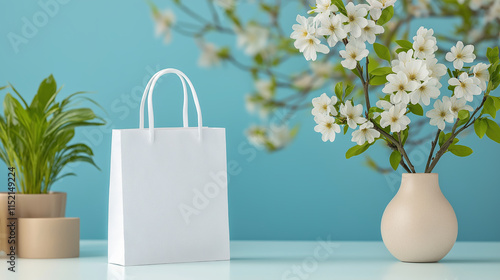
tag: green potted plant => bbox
[0,75,104,255]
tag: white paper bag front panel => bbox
[118,127,229,266]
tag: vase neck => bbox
[399,173,441,195]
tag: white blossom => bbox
[412,27,438,59]
[340,100,366,129]
[366,0,384,20]
[410,78,441,106]
[445,41,476,70]
[237,23,269,56]
[153,9,176,44]
[314,114,341,142]
[291,15,313,41]
[472,63,491,91]
[310,0,338,19]
[310,61,334,78]
[247,125,267,148]
[255,79,274,100]
[359,20,384,44]
[383,71,419,104]
[197,41,220,68]
[341,2,368,38]
[312,93,338,117]
[445,96,473,118]
[351,121,380,145]
[400,60,429,82]
[268,124,292,149]
[295,34,330,61]
[317,14,347,47]
[380,104,411,133]
[413,36,436,59]
[374,100,392,118]
[426,99,454,130]
[487,0,500,22]
[339,40,369,70]
[293,74,324,90]
[391,49,414,73]
[448,72,482,102]
[425,57,447,79]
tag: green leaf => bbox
[31,74,57,113]
[407,104,423,116]
[482,96,497,118]
[343,125,348,135]
[370,75,388,86]
[370,67,393,76]
[448,145,473,157]
[487,47,499,64]
[346,143,371,159]
[334,82,343,101]
[389,150,401,170]
[485,119,500,143]
[332,0,347,16]
[373,43,391,62]
[458,110,470,120]
[376,6,393,25]
[344,84,355,99]
[439,132,453,147]
[395,40,413,49]
[474,118,487,138]
[491,96,500,110]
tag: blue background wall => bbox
[0,1,498,241]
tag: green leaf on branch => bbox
[377,6,393,25]
[351,68,361,79]
[407,104,423,116]
[482,96,497,118]
[448,145,473,157]
[457,110,470,126]
[439,132,455,147]
[487,47,499,64]
[343,125,349,135]
[370,75,388,85]
[373,43,391,62]
[332,0,347,16]
[485,119,500,143]
[346,143,371,159]
[370,67,393,76]
[389,150,401,171]
[395,40,413,49]
[344,84,355,99]
[474,118,487,138]
[334,82,344,101]
[458,109,470,120]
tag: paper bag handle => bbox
[139,68,203,142]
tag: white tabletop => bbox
[1,240,499,280]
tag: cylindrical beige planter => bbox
[18,218,79,259]
[381,173,458,262]
[0,192,66,257]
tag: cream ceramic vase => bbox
[381,173,458,262]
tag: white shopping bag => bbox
[108,68,230,266]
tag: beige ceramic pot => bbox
[0,192,66,256]
[18,218,79,259]
[381,173,458,262]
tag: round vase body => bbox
[381,173,457,262]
